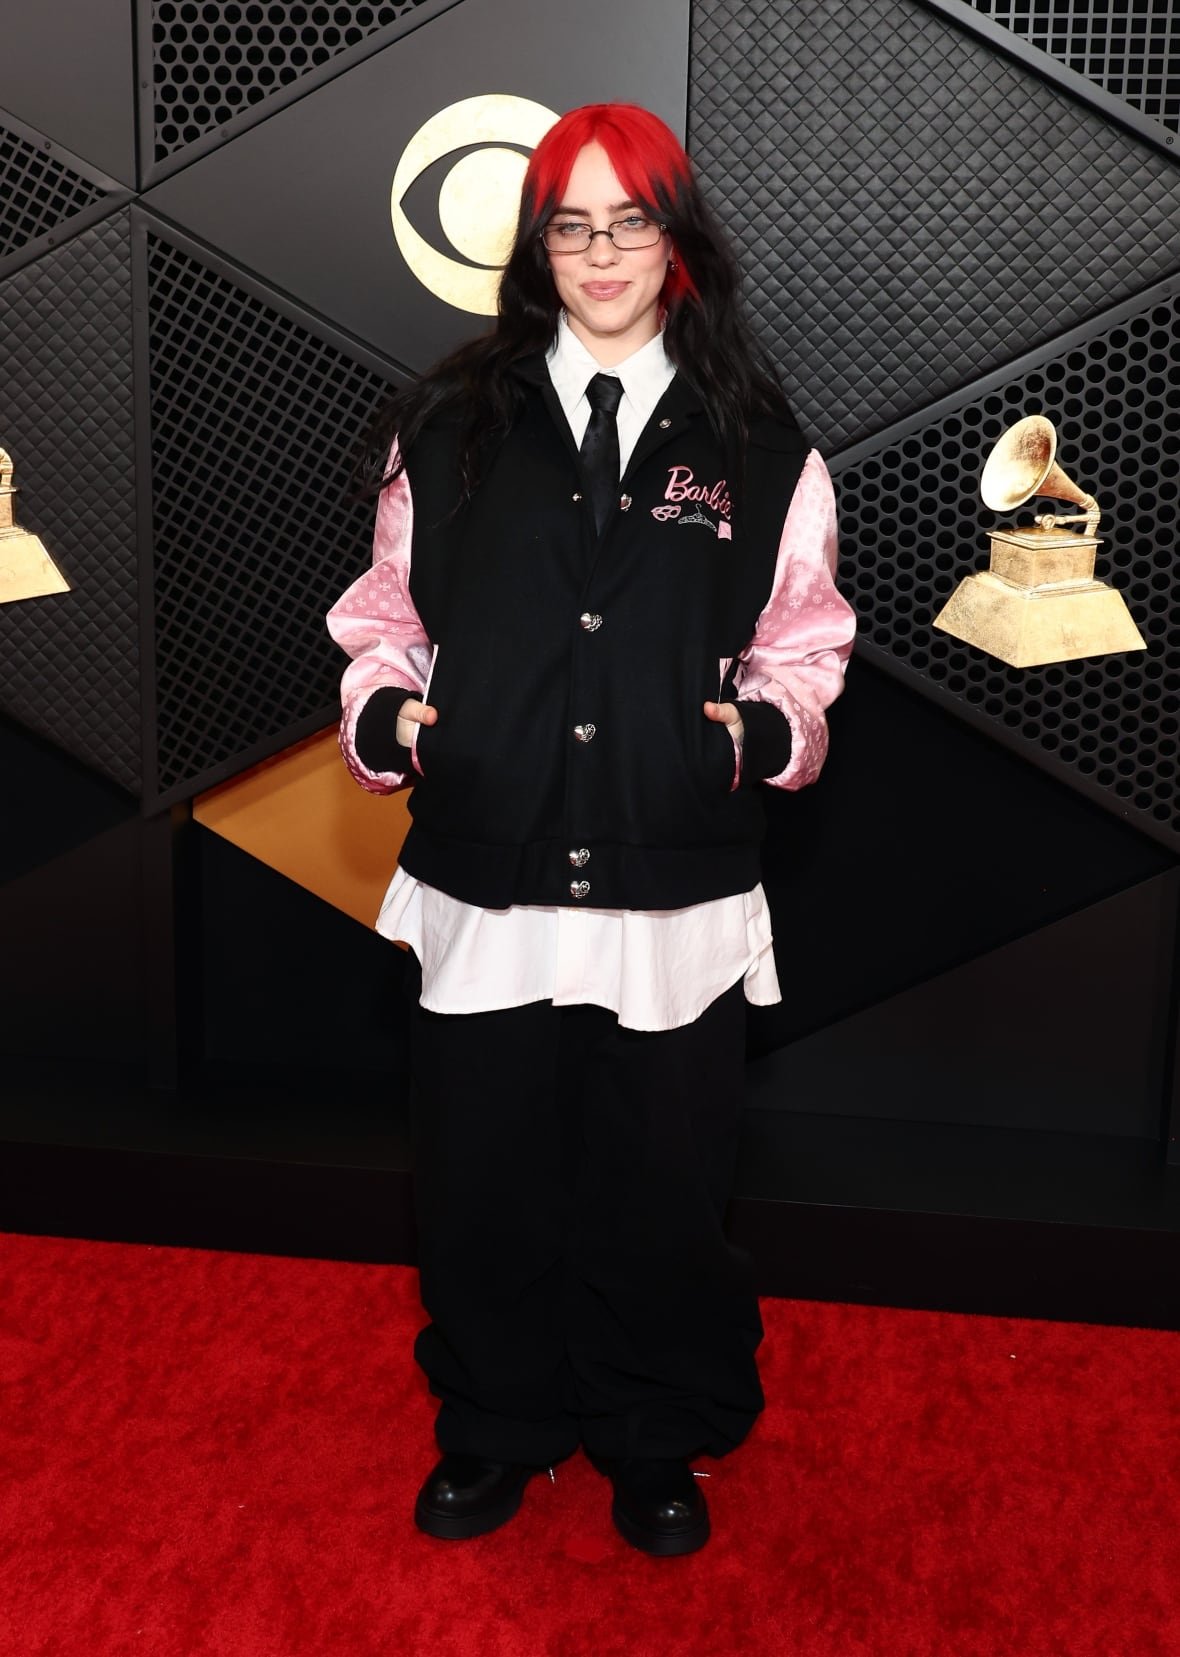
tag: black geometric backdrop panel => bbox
[144,221,398,803]
[688,0,1180,452]
[831,274,1180,850]
[0,114,115,274]
[148,0,441,165]
[0,0,136,186]
[0,209,141,793]
[966,0,1180,134]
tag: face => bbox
[544,141,672,366]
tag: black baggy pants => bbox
[405,958,765,1467]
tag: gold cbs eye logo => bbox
[390,94,559,316]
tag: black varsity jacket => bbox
[326,355,856,910]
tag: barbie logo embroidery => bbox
[663,464,732,519]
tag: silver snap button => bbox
[659,418,671,429]
[579,611,603,632]
[573,722,596,743]
[568,847,590,868]
[570,879,591,900]
[620,494,632,511]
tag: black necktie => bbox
[579,373,624,534]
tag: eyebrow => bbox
[551,200,639,216]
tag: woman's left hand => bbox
[702,700,744,744]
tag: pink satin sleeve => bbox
[733,449,857,790]
[324,442,432,794]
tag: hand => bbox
[396,698,438,747]
[703,700,744,744]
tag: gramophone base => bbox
[0,530,70,605]
[932,572,1146,669]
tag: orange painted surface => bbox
[194,727,409,929]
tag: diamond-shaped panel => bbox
[966,0,1180,136]
[688,0,1180,452]
[147,229,398,801]
[832,280,1180,847]
[0,210,140,793]
[194,726,412,927]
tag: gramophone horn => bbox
[980,414,1091,513]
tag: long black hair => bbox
[351,102,790,503]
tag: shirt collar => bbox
[546,312,675,425]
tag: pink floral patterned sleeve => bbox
[324,444,433,793]
[732,449,857,789]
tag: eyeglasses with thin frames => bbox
[541,216,667,253]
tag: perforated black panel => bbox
[151,0,436,163]
[146,230,395,802]
[688,0,1180,453]
[0,118,109,267]
[0,212,140,793]
[966,0,1180,135]
[832,280,1180,845]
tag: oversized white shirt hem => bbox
[375,865,781,1032]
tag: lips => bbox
[581,282,629,300]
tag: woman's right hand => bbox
[396,698,438,747]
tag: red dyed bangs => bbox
[524,103,699,304]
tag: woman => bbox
[326,102,856,1557]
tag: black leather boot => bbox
[414,1453,539,1540]
[588,1454,710,1556]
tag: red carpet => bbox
[0,1231,1176,1656]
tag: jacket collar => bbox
[621,374,705,487]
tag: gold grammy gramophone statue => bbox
[932,415,1144,668]
[0,448,70,605]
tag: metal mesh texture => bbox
[831,282,1180,846]
[967,0,1180,135]
[688,0,1180,453]
[0,211,141,793]
[147,231,394,802]
[150,0,435,162]
[0,117,109,268]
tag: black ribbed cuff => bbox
[354,685,419,774]
[736,699,792,784]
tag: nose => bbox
[585,230,621,267]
